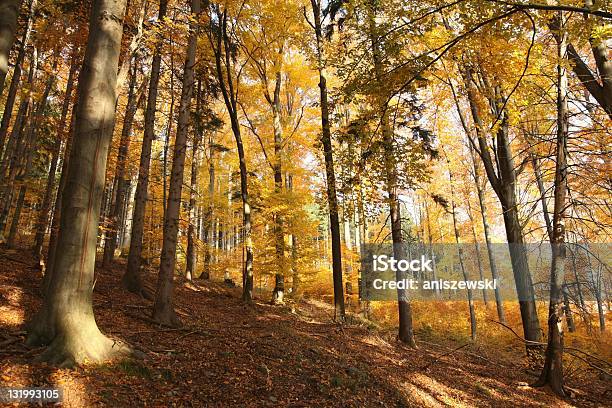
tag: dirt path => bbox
[0,249,608,407]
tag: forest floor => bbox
[0,246,610,407]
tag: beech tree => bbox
[25,0,131,366]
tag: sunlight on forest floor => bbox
[0,249,609,407]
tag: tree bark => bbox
[25,0,131,367]
[153,0,200,327]
[0,0,23,95]
[210,6,253,302]
[0,0,34,155]
[33,50,79,263]
[535,12,569,396]
[124,0,168,297]
[309,0,345,321]
[103,59,141,267]
[464,68,541,351]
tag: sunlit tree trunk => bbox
[153,0,200,327]
[124,0,168,297]
[103,59,141,267]
[33,50,79,264]
[25,0,131,367]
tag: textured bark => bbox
[25,0,130,367]
[0,0,23,95]
[103,60,141,267]
[535,13,569,396]
[153,0,200,327]
[0,0,34,155]
[124,0,168,296]
[33,51,78,262]
[310,0,345,321]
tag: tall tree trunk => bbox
[33,50,79,263]
[124,0,168,297]
[368,0,414,343]
[0,0,34,155]
[25,0,131,367]
[309,0,345,321]
[466,198,488,306]
[103,59,141,267]
[271,71,286,304]
[211,6,253,302]
[201,132,215,279]
[0,0,23,95]
[448,160,477,340]
[185,81,203,281]
[153,0,200,327]
[535,12,569,396]
[464,68,541,350]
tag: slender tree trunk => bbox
[466,198,488,305]
[185,82,203,281]
[367,0,414,343]
[33,50,79,263]
[448,161,477,340]
[535,13,569,395]
[0,0,23,95]
[103,59,140,267]
[201,133,215,279]
[271,71,286,304]
[0,0,34,155]
[124,0,168,296]
[309,0,345,321]
[211,6,253,302]
[153,0,200,327]
[25,0,131,367]
[464,68,540,348]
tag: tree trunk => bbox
[271,71,286,304]
[185,82,203,281]
[535,13,569,395]
[153,0,200,327]
[448,162,477,340]
[103,59,140,267]
[201,132,215,279]
[124,0,168,297]
[25,0,131,367]
[309,0,345,321]
[211,6,253,302]
[0,0,23,95]
[0,0,34,155]
[33,50,79,263]
[464,68,541,349]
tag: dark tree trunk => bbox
[535,13,569,395]
[0,0,34,155]
[309,0,345,321]
[25,0,131,367]
[0,0,23,95]
[210,6,253,302]
[124,0,168,297]
[153,0,200,327]
[463,68,541,351]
